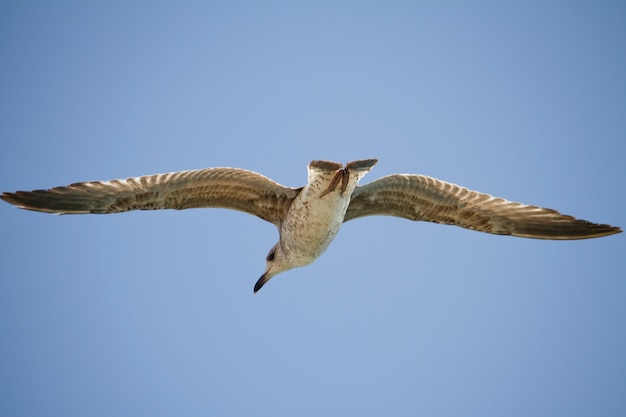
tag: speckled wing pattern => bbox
[344,174,621,239]
[0,168,300,226]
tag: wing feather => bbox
[1,168,299,226]
[345,174,621,240]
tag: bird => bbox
[1,159,621,292]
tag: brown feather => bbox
[345,174,621,240]
[0,167,300,226]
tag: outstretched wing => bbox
[1,167,300,226]
[344,174,621,240]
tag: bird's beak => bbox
[254,272,272,293]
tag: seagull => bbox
[1,159,620,292]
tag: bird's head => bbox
[254,242,294,293]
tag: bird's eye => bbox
[266,251,275,262]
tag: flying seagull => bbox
[1,159,620,292]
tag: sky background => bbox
[1,2,625,416]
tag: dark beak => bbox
[254,273,271,293]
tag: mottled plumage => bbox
[1,159,620,292]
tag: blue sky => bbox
[1,2,624,416]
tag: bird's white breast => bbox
[279,165,366,267]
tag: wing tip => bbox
[1,190,87,214]
[512,221,622,240]
[595,224,622,238]
[1,191,27,209]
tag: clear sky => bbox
[1,2,624,416]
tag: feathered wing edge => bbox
[0,167,300,226]
[344,174,621,240]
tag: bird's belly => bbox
[280,193,350,265]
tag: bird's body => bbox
[255,159,377,291]
[1,159,620,292]
[282,160,376,263]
